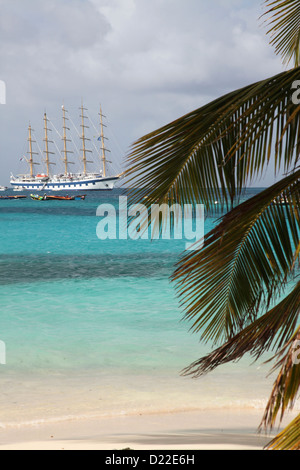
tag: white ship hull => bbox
[10,175,119,191]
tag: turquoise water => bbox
[0,189,291,426]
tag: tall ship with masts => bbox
[10,104,121,191]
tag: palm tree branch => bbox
[265,413,300,450]
[125,67,300,211]
[260,327,300,430]
[263,0,300,67]
[181,281,300,378]
[172,172,300,343]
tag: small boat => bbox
[0,186,8,191]
[30,194,86,201]
[0,195,27,200]
[30,194,46,201]
[47,194,86,201]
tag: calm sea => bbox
[0,188,295,427]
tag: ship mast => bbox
[43,113,56,176]
[99,105,107,178]
[62,105,74,175]
[28,124,39,177]
[80,103,93,175]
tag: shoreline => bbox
[0,408,295,450]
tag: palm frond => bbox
[260,327,300,429]
[265,413,300,450]
[172,172,300,344]
[263,0,300,67]
[125,67,300,210]
[182,281,300,378]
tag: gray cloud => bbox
[0,0,110,48]
[0,0,284,186]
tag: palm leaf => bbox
[172,172,300,344]
[265,413,300,450]
[182,281,300,378]
[263,0,300,67]
[125,67,300,211]
[260,327,300,429]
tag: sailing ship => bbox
[10,104,121,191]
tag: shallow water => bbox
[0,188,294,427]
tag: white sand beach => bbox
[0,409,295,450]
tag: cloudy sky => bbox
[0,0,286,186]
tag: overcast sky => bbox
[0,0,286,186]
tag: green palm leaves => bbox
[125,0,300,450]
[181,282,300,378]
[261,324,300,430]
[264,0,300,67]
[173,172,300,345]
[126,67,300,211]
[267,411,300,450]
